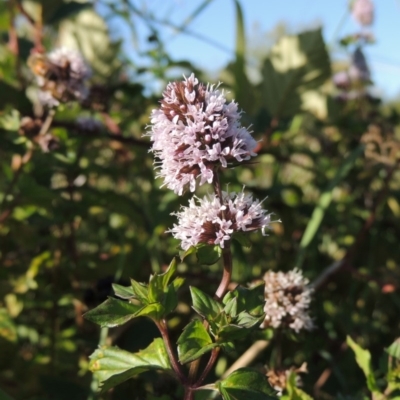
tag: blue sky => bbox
[106,0,400,98]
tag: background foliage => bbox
[0,0,399,399]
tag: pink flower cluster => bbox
[168,190,271,250]
[147,74,257,195]
[261,269,313,333]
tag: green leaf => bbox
[223,297,238,318]
[190,286,222,320]
[217,315,264,341]
[134,303,164,320]
[346,336,378,393]
[148,257,178,302]
[196,244,222,265]
[130,279,149,304]
[177,320,219,364]
[260,28,331,119]
[162,284,178,315]
[223,283,265,315]
[112,283,135,299]
[172,277,185,291]
[386,339,400,360]
[217,368,278,400]
[83,297,142,328]
[89,338,171,392]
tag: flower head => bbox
[351,0,374,26]
[261,268,313,333]
[266,363,307,396]
[29,48,91,107]
[168,190,272,250]
[147,74,257,195]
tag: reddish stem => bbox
[194,347,221,387]
[155,320,187,384]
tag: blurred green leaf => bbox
[260,28,331,118]
[58,8,121,79]
[89,338,171,392]
[347,336,379,393]
[296,144,364,267]
[386,339,400,360]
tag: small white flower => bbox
[168,190,272,250]
[261,268,313,333]
[147,74,257,195]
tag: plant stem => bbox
[194,347,220,387]
[187,169,233,383]
[156,320,187,383]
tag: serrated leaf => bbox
[196,244,222,265]
[224,298,238,318]
[223,283,265,315]
[84,297,142,328]
[177,320,219,364]
[346,336,378,392]
[190,286,222,320]
[217,317,263,341]
[236,311,265,329]
[89,338,171,392]
[218,368,278,400]
[130,279,149,304]
[112,283,135,299]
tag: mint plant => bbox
[84,74,280,399]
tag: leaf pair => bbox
[176,284,265,364]
[84,258,184,327]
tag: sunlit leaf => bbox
[89,338,171,392]
[346,336,378,393]
[83,297,142,328]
